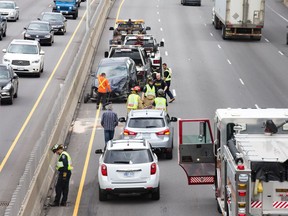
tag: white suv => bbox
[2,39,45,77]
[95,139,160,201]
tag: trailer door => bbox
[178,119,215,185]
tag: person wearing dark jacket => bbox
[153,73,167,97]
[101,104,118,144]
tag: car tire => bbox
[14,85,18,98]
[84,93,90,103]
[36,72,41,78]
[0,30,3,41]
[166,150,173,160]
[8,94,13,105]
[99,187,108,201]
[222,26,227,40]
[151,185,160,200]
[3,28,6,37]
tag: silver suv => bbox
[119,109,177,159]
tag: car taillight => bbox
[101,164,107,176]
[123,129,137,136]
[153,59,160,64]
[151,163,157,175]
[156,129,170,136]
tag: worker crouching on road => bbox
[50,144,73,207]
[127,86,143,113]
[142,77,156,108]
[153,89,167,111]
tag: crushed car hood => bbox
[0,79,9,88]
[94,75,128,92]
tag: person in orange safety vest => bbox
[97,73,111,110]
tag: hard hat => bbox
[51,144,64,153]
[157,89,165,97]
[134,86,141,92]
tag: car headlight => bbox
[44,34,51,38]
[32,59,40,64]
[2,82,12,91]
[9,11,15,16]
[69,6,72,9]
[57,6,60,9]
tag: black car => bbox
[38,12,67,35]
[24,21,54,46]
[0,64,18,105]
[84,57,137,103]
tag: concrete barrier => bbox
[4,0,115,215]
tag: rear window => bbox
[128,118,165,128]
[111,50,142,65]
[104,149,153,164]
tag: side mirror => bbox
[24,27,27,30]
[40,50,45,55]
[104,51,109,58]
[109,27,114,31]
[170,117,177,122]
[146,26,151,31]
[95,149,103,154]
[15,6,19,9]
[37,18,40,21]
[160,41,164,47]
[64,18,67,22]
[2,48,7,53]
[13,73,18,79]
[118,117,126,122]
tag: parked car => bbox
[24,21,54,46]
[38,12,67,35]
[0,15,7,40]
[119,109,177,159]
[0,64,18,105]
[2,39,45,77]
[0,1,19,21]
[84,57,137,103]
[95,139,160,201]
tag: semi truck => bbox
[212,0,265,40]
[178,108,288,216]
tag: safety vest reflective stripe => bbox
[98,77,106,89]
[165,68,172,81]
[56,151,73,171]
[127,94,139,109]
[145,85,156,97]
[154,97,166,111]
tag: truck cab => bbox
[52,0,79,20]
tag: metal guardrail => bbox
[4,0,114,215]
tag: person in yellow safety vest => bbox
[142,78,156,107]
[127,86,143,113]
[50,144,73,207]
[152,89,167,111]
[162,63,175,103]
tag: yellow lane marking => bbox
[114,0,126,27]
[0,10,86,172]
[73,0,126,214]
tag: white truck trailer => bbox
[213,0,265,40]
[178,108,288,216]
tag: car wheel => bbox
[84,93,90,103]
[286,33,288,45]
[0,30,3,41]
[3,28,6,37]
[14,85,18,98]
[151,185,160,200]
[8,94,13,105]
[36,72,41,78]
[99,187,108,201]
[166,150,173,160]
[40,64,44,73]
[222,26,227,40]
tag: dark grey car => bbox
[0,64,18,105]
[24,21,54,46]
[38,12,67,35]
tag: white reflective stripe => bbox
[145,85,156,97]
[57,161,64,168]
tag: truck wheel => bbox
[73,11,78,19]
[222,27,227,40]
[166,151,173,160]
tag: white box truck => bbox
[212,0,265,40]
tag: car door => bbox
[9,67,17,95]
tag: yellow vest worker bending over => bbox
[152,89,167,111]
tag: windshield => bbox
[104,149,153,164]
[42,14,63,21]
[28,23,49,31]
[128,118,165,128]
[8,44,38,54]
[96,62,127,78]
[0,2,14,9]
[125,39,154,47]
[111,50,143,65]
[0,67,9,79]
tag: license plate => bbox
[60,11,68,14]
[124,172,134,177]
[17,68,24,71]
[142,133,151,139]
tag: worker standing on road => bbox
[153,89,167,111]
[97,73,111,110]
[127,86,143,113]
[153,73,167,97]
[101,104,118,145]
[162,63,175,103]
[50,144,73,207]
[142,77,156,108]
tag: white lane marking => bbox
[218,44,221,49]
[255,104,260,109]
[157,11,159,15]
[173,89,176,97]
[239,78,245,85]
[204,23,207,27]
[156,5,159,8]
[165,51,168,56]
[266,4,288,22]
[162,38,165,42]
[278,51,284,56]
[265,38,270,43]
[227,59,232,65]
[158,19,161,22]
[160,27,163,31]
[21,30,25,35]
[210,32,213,37]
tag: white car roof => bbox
[106,139,150,150]
[128,109,167,118]
[10,39,39,46]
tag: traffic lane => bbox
[0,3,93,214]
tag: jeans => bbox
[104,130,115,144]
[97,92,107,108]
[165,81,174,99]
